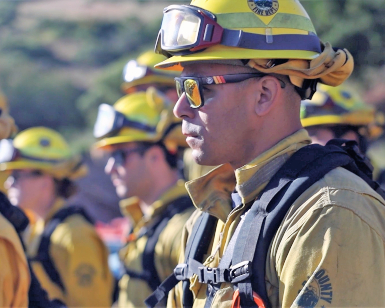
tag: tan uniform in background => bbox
[23,198,113,307]
[0,213,29,307]
[118,180,194,308]
[169,130,385,307]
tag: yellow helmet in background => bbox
[301,84,385,140]
[0,127,88,180]
[154,0,354,98]
[121,50,177,94]
[93,87,186,151]
[0,91,17,140]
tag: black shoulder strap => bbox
[145,210,217,308]
[124,195,193,294]
[0,191,29,234]
[32,206,93,292]
[143,195,193,291]
[182,212,217,307]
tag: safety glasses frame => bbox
[175,73,286,109]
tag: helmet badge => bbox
[40,138,51,147]
[248,0,279,16]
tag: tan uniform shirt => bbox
[0,213,29,307]
[169,129,385,308]
[118,179,195,308]
[23,198,113,307]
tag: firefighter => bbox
[93,87,194,307]
[145,0,385,307]
[0,127,114,307]
[301,83,385,183]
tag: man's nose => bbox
[104,157,117,175]
[173,93,195,119]
[4,176,15,189]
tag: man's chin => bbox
[116,186,128,199]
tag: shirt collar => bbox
[186,129,311,221]
[120,179,188,228]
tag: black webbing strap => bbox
[124,195,193,300]
[142,196,193,292]
[145,212,217,308]
[0,191,29,234]
[31,206,93,292]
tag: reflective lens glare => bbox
[162,9,201,50]
[93,104,117,138]
[123,60,148,83]
[184,79,202,108]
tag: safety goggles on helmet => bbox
[122,60,174,84]
[155,5,322,57]
[175,73,285,109]
[93,104,157,139]
[0,139,66,164]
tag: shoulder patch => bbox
[75,263,96,287]
[296,269,333,307]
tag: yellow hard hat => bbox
[301,84,384,139]
[154,0,354,98]
[121,50,178,94]
[0,127,88,180]
[0,91,18,140]
[93,87,186,151]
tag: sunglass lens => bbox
[175,80,183,98]
[111,150,125,166]
[184,79,202,108]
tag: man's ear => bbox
[146,145,164,164]
[253,76,281,116]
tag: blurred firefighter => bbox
[93,87,194,307]
[301,84,385,184]
[122,49,213,180]
[0,126,114,307]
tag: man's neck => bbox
[139,170,180,216]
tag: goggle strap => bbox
[221,29,321,53]
[122,118,157,134]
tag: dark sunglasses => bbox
[9,170,43,182]
[175,73,286,109]
[109,146,152,167]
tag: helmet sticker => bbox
[40,138,51,147]
[248,0,279,16]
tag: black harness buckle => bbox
[198,266,223,284]
[229,261,252,283]
[174,264,188,280]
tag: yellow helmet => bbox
[0,91,18,140]
[0,127,87,180]
[301,84,384,139]
[93,87,186,151]
[154,0,354,98]
[121,50,178,94]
